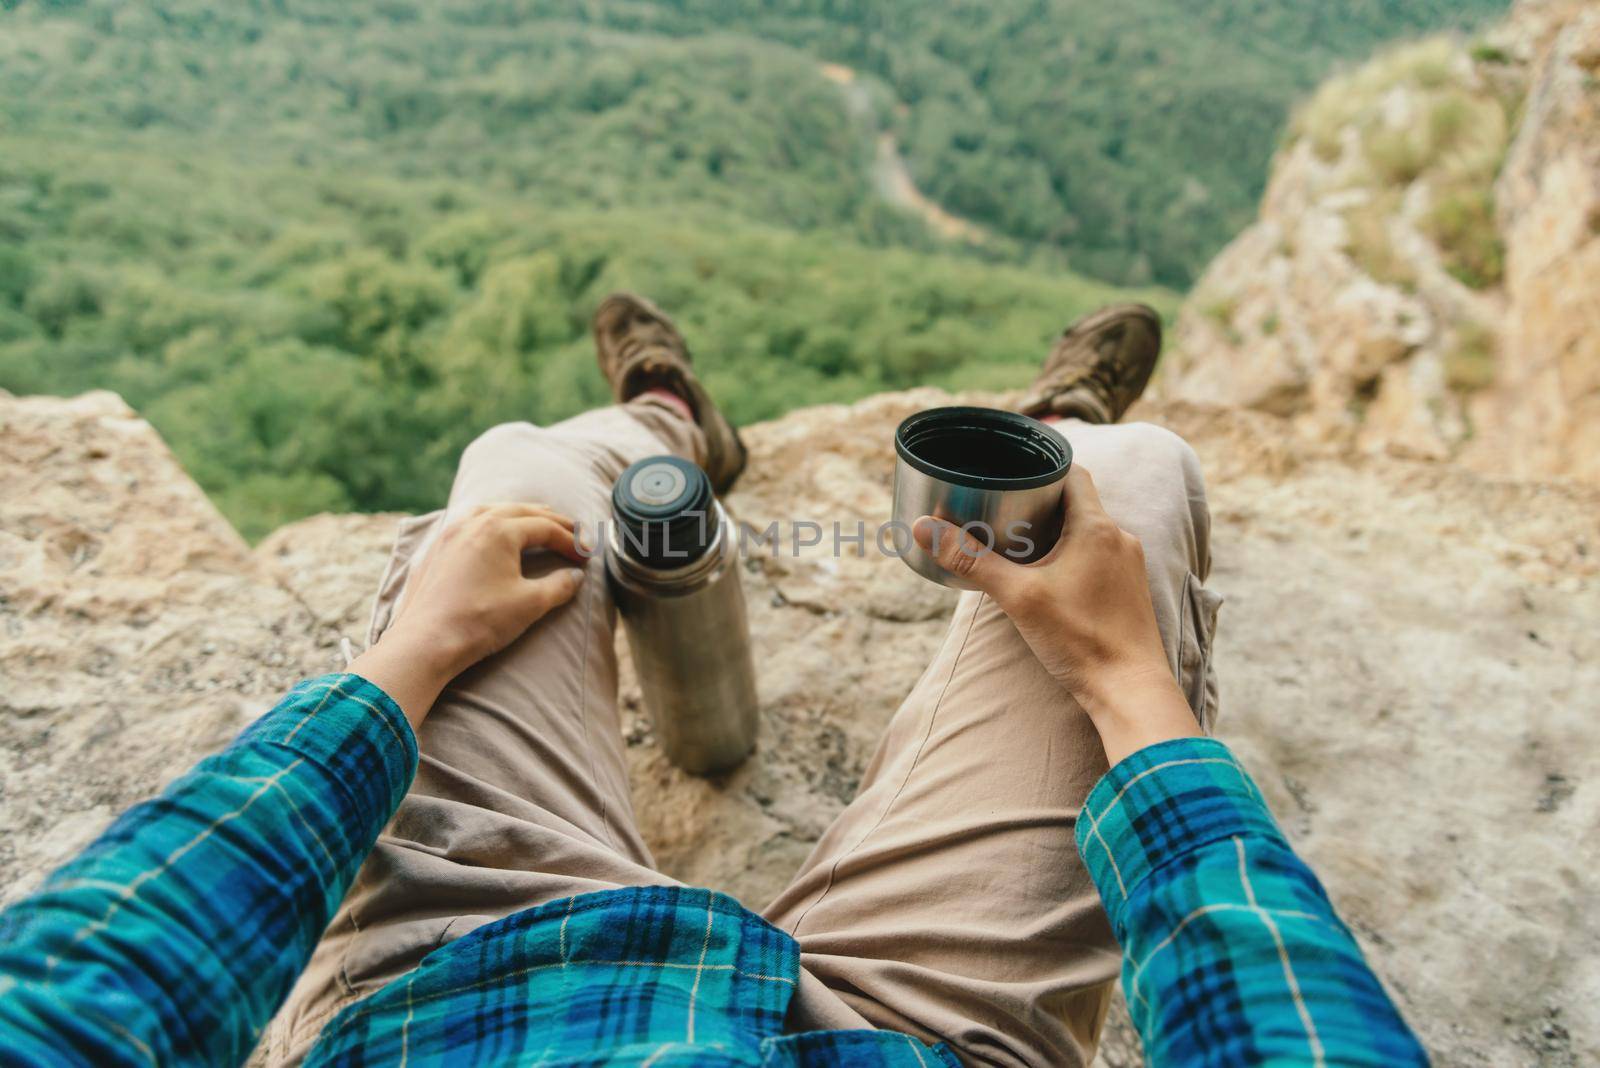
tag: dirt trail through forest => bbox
[820,62,991,245]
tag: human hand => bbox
[351,503,587,727]
[912,465,1199,764]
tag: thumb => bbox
[912,516,1011,591]
[520,566,586,620]
[1062,464,1109,532]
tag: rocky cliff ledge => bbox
[3,387,1596,1065]
[1159,0,1600,488]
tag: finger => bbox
[519,566,585,619]
[1062,464,1109,532]
[481,502,577,530]
[912,515,1010,591]
[503,516,583,562]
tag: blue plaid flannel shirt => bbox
[1076,738,1427,1066]
[0,675,1423,1066]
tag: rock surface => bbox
[1493,0,1600,485]
[1158,0,1600,488]
[3,385,1597,1066]
[0,391,345,889]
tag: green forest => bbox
[0,0,1503,537]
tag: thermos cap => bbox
[611,456,717,567]
[628,462,690,509]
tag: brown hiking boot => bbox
[592,292,747,494]
[1017,304,1163,424]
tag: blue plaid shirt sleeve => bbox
[0,673,416,1067]
[1076,737,1427,1066]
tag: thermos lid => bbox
[611,456,717,567]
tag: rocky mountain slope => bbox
[1159,0,1600,487]
[5,2,1598,1062]
[4,386,1596,1066]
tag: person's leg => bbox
[265,398,705,1062]
[764,419,1220,1067]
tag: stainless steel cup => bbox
[891,406,1072,590]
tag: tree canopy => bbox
[0,0,1503,537]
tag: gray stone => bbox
[4,385,1597,1064]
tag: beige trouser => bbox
[264,400,1219,1068]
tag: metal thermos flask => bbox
[604,456,758,775]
